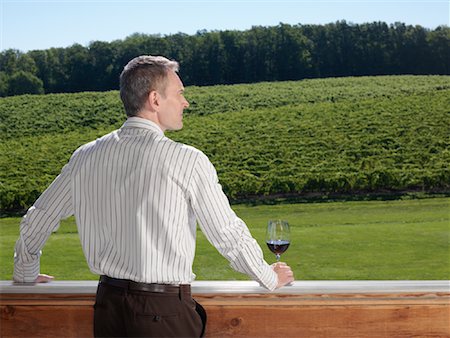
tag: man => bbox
[13,55,294,337]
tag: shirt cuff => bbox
[230,258,278,291]
[13,257,40,283]
[258,263,278,291]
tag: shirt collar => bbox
[122,117,164,136]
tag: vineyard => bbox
[1,75,449,211]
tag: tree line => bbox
[0,21,449,97]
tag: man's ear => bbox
[147,90,160,111]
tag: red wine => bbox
[266,240,290,255]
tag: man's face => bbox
[157,71,189,131]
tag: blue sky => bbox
[1,0,449,52]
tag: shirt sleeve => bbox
[13,161,74,283]
[188,151,278,291]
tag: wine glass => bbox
[266,220,291,262]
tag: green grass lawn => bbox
[1,197,449,281]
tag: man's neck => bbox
[134,111,165,132]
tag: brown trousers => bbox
[94,282,207,337]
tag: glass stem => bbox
[276,254,281,262]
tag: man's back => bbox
[71,117,201,284]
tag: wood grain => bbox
[1,291,449,337]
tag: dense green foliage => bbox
[1,198,449,280]
[1,75,449,211]
[1,21,449,96]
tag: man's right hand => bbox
[272,262,294,288]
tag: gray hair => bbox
[119,55,179,117]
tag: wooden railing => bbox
[1,280,449,337]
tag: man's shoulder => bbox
[178,143,203,156]
[165,139,207,162]
[72,130,118,156]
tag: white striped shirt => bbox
[14,117,277,290]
